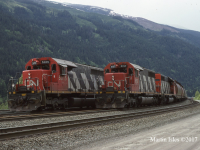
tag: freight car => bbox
[95,62,187,108]
[7,57,104,111]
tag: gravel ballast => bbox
[0,100,198,150]
[0,100,191,129]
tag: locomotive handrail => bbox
[44,74,52,93]
[8,77,40,93]
[24,77,40,91]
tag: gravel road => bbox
[79,110,200,150]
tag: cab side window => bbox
[52,64,56,73]
[129,68,133,75]
[60,66,66,75]
[135,69,138,77]
[27,66,31,70]
[105,69,109,74]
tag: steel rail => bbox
[0,109,114,122]
[0,100,191,121]
[0,101,198,141]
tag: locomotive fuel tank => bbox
[68,98,95,108]
[167,97,174,103]
[138,97,158,105]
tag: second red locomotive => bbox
[95,62,187,108]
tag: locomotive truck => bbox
[95,62,187,108]
[8,57,104,111]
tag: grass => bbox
[0,102,8,110]
[0,96,8,110]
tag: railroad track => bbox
[0,100,198,141]
[0,100,191,121]
[0,109,114,122]
[0,100,194,122]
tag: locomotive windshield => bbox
[110,64,127,73]
[31,64,50,70]
[111,68,127,73]
[30,60,50,70]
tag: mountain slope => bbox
[0,0,200,97]
[44,1,200,49]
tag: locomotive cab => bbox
[102,62,140,92]
[7,57,104,111]
[96,62,143,108]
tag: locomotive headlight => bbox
[112,75,114,81]
[99,85,102,88]
[12,83,15,88]
[28,73,31,79]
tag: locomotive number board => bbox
[41,60,50,64]
[120,65,127,68]
[110,65,116,68]
[32,61,37,65]
[110,65,127,68]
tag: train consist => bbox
[7,58,187,111]
[8,57,104,111]
[95,62,187,108]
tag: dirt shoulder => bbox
[78,109,200,150]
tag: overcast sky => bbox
[48,0,200,32]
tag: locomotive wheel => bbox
[63,102,68,109]
[37,107,43,111]
[52,98,59,110]
[52,103,56,110]
[126,103,130,108]
[160,97,167,105]
[132,102,136,108]
[135,99,140,108]
[63,98,68,110]
[91,103,96,109]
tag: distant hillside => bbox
[44,1,200,49]
[0,0,200,97]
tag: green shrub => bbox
[194,91,200,100]
[0,102,8,110]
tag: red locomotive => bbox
[8,59,187,111]
[8,57,104,111]
[95,62,187,108]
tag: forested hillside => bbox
[41,0,200,49]
[0,0,200,105]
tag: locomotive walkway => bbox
[0,100,198,141]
